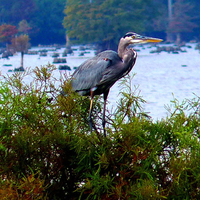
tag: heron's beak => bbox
[131,34,163,44]
[142,37,163,43]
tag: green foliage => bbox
[0,171,49,199]
[0,65,200,199]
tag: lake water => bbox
[0,43,199,121]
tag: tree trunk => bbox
[166,32,174,43]
[21,51,24,68]
[166,0,173,42]
[66,34,70,46]
[175,33,181,45]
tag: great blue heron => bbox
[71,32,162,136]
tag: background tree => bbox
[0,0,65,45]
[63,0,160,51]
[0,24,18,45]
[1,0,200,45]
[168,0,198,44]
[0,0,36,25]
[31,0,66,45]
[11,0,35,23]
[11,35,30,69]
[18,20,32,35]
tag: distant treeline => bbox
[0,0,200,47]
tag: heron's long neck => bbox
[117,39,129,60]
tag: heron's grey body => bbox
[72,49,137,96]
[70,32,162,136]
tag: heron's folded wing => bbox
[98,50,136,86]
[72,58,111,91]
[71,50,121,91]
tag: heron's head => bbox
[123,32,163,45]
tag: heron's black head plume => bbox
[123,32,163,44]
[123,32,137,38]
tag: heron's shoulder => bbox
[96,50,120,60]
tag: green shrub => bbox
[0,65,200,199]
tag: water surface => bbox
[1,44,199,120]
